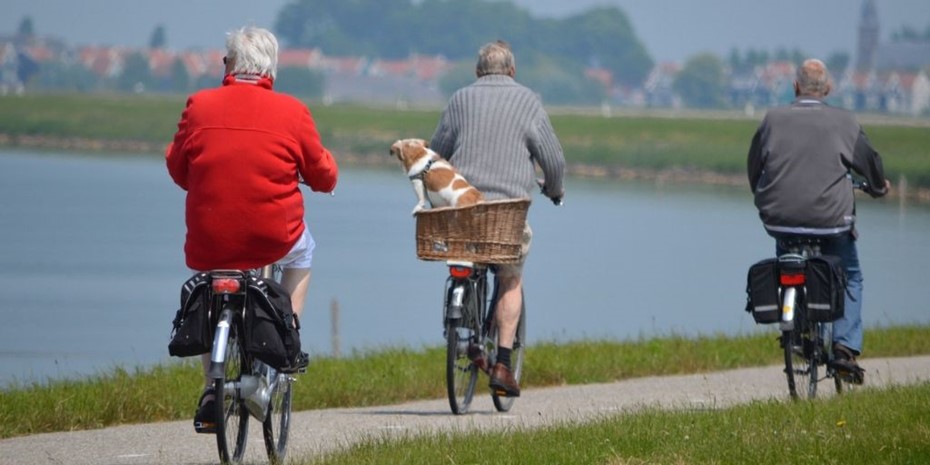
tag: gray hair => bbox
[795,58,831,97]
[476,40,515,77]
[225,26,279,80]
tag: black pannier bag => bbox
[168,273,213,357]
[245,276,303,370]
[805,255,847,322]
[745,258,781,324]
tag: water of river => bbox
[1,150,927,386]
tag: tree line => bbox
[273,0,654,103]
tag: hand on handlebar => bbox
[536,178,564,206]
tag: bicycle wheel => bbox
[214,311,250,464]
[263,372,292,464]
[492,293,526,412]
[446,321,480,414]
[783,320,818,399]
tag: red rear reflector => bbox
[780,273,806,286]
[212,278,241,294]
[449,266,472,279]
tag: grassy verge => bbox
[306,383,930,465]
[2,325,930,439]
[1,94,929,189]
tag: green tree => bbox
[169,57,189,93]
[275,67,325,98]
[17,16,35,38]
[275,0,409,56]
[519,55,606,105]
[673,53,728,109]
[438,61,477,97]
[548,7,652,87]
[149,24,167,49]
[117,52,154,93]
[33,61,98,92]
[890,23,930,42]
[825,51,850,76]
[273,0,654,90]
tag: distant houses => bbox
[1,31,928,116]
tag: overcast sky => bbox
[2,0,928,63]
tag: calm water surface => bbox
[1,150,927,386]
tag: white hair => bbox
[476,40,515,77]
[796,58,831,97]
[226,26,279,80]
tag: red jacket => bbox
[166,75,338,271]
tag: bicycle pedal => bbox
[194,422,216,434]
[493,388,520,398]
[837,369,865,385]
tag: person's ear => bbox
[794,81,800,97]
[824,82,832,97]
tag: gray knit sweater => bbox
[430,74,565,201]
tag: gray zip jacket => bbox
[748,98,887,236]
[430,74,565,201]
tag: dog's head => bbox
[390,138,431,170]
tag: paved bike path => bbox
[3,356,930,465]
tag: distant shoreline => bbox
[2,132,927,203]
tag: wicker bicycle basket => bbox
[415,198,531,264]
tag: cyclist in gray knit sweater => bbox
[430,40,565,396]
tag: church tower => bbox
[856,0,879,72]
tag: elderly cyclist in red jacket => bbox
[166,26,337,431]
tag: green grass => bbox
[1,94,929,189]
[306,383,930,465]
[2,325,930,439]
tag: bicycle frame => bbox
[444,261,489,337]
[207,270,281,422]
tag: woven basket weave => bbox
[415,198,531,264]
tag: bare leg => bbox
[495,275,522,349]
[281,267,312,319]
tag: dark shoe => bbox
[467,344,489,374]
[489,362,520,397]
[193,387,216,434]
[281,351,310,374]
[832,344,865,385]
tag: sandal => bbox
[193,386,217,434]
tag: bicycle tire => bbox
[783,321,817,399]
[446,321,479,414]
[214,310,250,464]
[492,293,526,412]
[262,372,292,464]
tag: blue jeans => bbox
[776,233,863,354]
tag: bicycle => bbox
[413,197,540,415]
[202,265,296,464]
[776,237,860,399]
[443,260,526,414]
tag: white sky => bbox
[2,0,929,63]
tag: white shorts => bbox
[275,229,315,269]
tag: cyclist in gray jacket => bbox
[430,40,565,397]
[747,58,890,381]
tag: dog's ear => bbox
[423,139,429,148]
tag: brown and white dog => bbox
[389,138,483,215]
